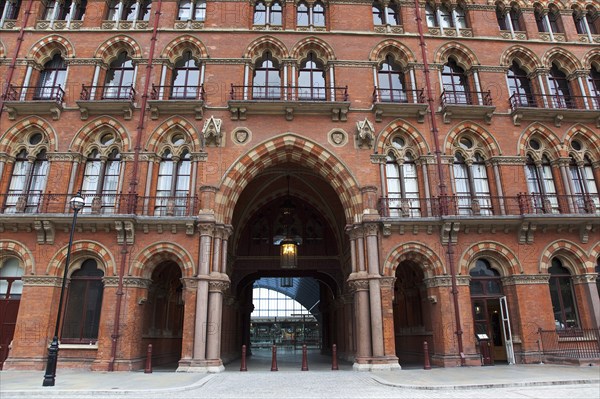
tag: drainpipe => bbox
[413,1,465,366]
[107,0,163,372]
[0,0,35,115]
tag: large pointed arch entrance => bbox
[180,134,401,372]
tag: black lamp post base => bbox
[43,337,59,386]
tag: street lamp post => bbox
[43,192,85,387]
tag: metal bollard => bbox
[144,344,153,374]
[271,345,278,371]
[240,344,248,371]
[423,341,431,370]
[331,344,339,370]
[301,344,308,371]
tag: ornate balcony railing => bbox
[229,84,348,102]
[378,194,599,218]
[2,84,65,103]
[0,193,199,217]
[440,90,493,106]
[80,85,136,101]
[509,92,600,111]
[150,84,205,101]
[372,87,425,104]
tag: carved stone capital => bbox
[379,276,396,289]
[198,223,215,236]
[22,276,63,287]
[182,277,199,290]
[572,274,599,284]
[347,279,370,292]
[423,275,452,288]
[501,274,550,286]
[209,280,231,293]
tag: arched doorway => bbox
[469,259,509,365]
[0,257,23,369]
[393,260,429,366]
[143,261,184,368]
[226,164,349,364]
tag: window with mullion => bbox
[496,6,508,30]
[548,64,573,109]
[61,259,104,343]
[313,1,325,26]
[5,151,28,212]
[455,5,467,29]
[102,149,120,213]
[36,54,66,100]
[5,150,48,213]
[385,153,402,216]
[507,62,534,106]
[155,150,191,216]
[525,155,557,212]
[372,4,384,25]
[439,5,453,28]
[298,53,326,100]
[254,1,266,24]
[472,154,492,214]
[442,59,469,104]
[253,52,281,100]
[548,258,579,329]
[386,2,399,26]
[453,153,471,215]
[569,156,599,212]
[270,1,282,25]
[377,56,406,102]
[548,8,561,33]
[1,0,21,20]
[425,3,437,27]
[104,52,135,99]
[588,69,600,109]
[510,7,521,30]
[171,51,200,99]
[297,2,309,26]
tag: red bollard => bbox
[144,344,153,374]
[331,344,339,370]
[240,344,248,372]
[423,341,431,370]
[301,344,309,371]
[271,345,278,371]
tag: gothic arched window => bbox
[36,54,66,100]
[548,258,579,329]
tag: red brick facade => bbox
[0,0,599,372]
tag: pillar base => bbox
[177,359,225,373]
[352,356,401,371]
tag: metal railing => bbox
[538,328,600,359]
[229,84,349,102]
[440,89,493,106]
[372,87,425,104]
[80,84,136,101]
[378,194,599,218]
[150,84,205,101]
[0,193,199,217]
[2,84,65,103]
[509,92,600,111]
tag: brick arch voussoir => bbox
[46,241,116,277]
[564,124,600,159]
[383,242,445,278]
[517,122,562,157]
[70,117,131,153]
[0,241,35,275]
[542,48,582,74]
[376,120,430,156]
[1,117,58,153]
[216,135,360,225]
[369,40,416,63]
[162,35,209,63]
[499,45,541,73]
[29,35,75,65]
[131,242,196,278]
[146,117,201,153]
[444,121,500,156]
[458,241,522,276]
[589,242,600,267]
[539,240,588,274]
[244,36,289,61]
[292,37,335,62]
[582,48,600,70]
[95,36,143,63]
[435,42,479,70]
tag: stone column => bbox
[380,276,398,360]
[348,277,371,367]
[192,223,213,365]
[205,278,230,371]
[364,223,385,359]
[179,278,198,367]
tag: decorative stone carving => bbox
[22,276,63,287]
[209,280,231,293]
[202,116,223,147]
[232,128,250,145]
[356,118,375,149]
[518,222,536,244]
[502,275,550,286]
[347,279,369,292]
[440,222,459,244]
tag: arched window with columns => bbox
[376,54,406,102]
[253,0,282,26]
[569,154,599,213]
[170,51,202,99]
[297,52,326,100]
[80,131,122,214]
[496,2,523,33]
[452,135,492,216]
[0,0,21,25]
[107,0,151,22]
[372,0,399,26]
[507,61,534,107]
[42,0,86,23]
[442,58,470,104]
[525,154,558,214]
[103,51,135,99]
[5,148,48,214]
[548,63,574,109]
[155,148,192,216]
[587,67,600,109]
[385,150,420,217]
[297,1,325,27]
